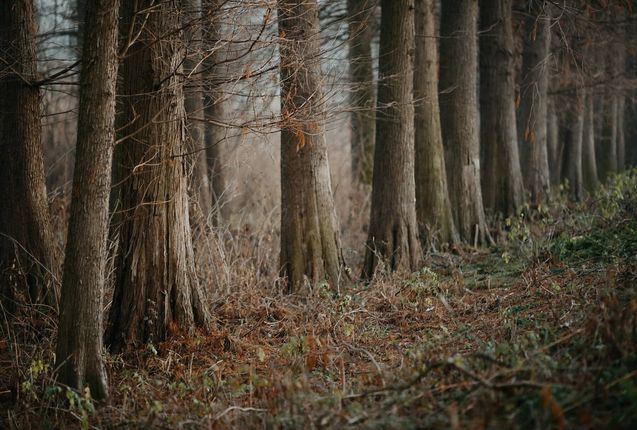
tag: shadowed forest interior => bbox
[1,0,637,428]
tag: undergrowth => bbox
[1,170,636,429]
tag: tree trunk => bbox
[106,0,211,352]
[0,0,57,309]
[347,0,376,185]
[479,0,525,217]
[518,2,551,205]
[582,91,599,193]
[439,0,490,245]
[55,0,119,399]
[563,91,584,201]
[617,95,626,171]
[363,0,421,278]
[547,97,561,187]
[183,0,213,222]
[414,0,457,247]
[599,93,619,182]
[203,0,227,226]
[278,0,343,292]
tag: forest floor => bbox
[1,171,637,429]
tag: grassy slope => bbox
[1,171,636,429]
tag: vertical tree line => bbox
[0,0,634,403]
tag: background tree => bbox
[439,0,490,245]
[479,0,525,217]
[55,0,119,399]
[414,0,457,246]
[363,0,421,277]
[0,0,57,308]
[563,90,585,201]
[203,0,228,226]
[278,0,343,291]
[518,1,552,205]
[582,90,599,193]
[347,0,376,185]
[184,0,213,221]
[106,0,211,352]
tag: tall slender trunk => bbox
[563,91,584,201]
[0,0,57,309]
[363,0,421,277]
[55,0,119,399]
[414,0,457,246]
[184,0,213,221]
[278,0,343,292]
[106,0,211,352]
[347,0,376,185]
[518,2,551,205]
[439,0,490,245]
[203,0,227,226]
[547,97,561,187]
[479,0,525,217]
[582,91,599,193]
[618,95,626,171]
[600,93,619,181]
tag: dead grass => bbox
[1,172,636,429]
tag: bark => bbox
[562,91,584,201]
[347,0,376,185]
[479,0,525,217]
[202,0,227,226]
[278,0,343,292]
[55,0,118,399]
[0,0,57,309]
[518,2,551,205]
[598,94,619,182]
[582,91,599,193]
[618,95,626,171]
[183,0,213,222]
[439,0,490,245]
[106,0,211,352]
[414,0,458,246]
[363,0,421,278]
[547,97,561,187]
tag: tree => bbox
[547,98,561,187]
[582,90,599,193]
[55,0,119,399]
[184,0,213,221]
[414,0,457,246]
[479,0,525,217]
[0,0,57,308]
[563,90,584,201]
[439,0,490,245]
[106,0,211,352]
[202,0,227,226]
[363,0,421,277]
[277,0,343,291]
[347,0,376,185]
[518,1,552,205]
